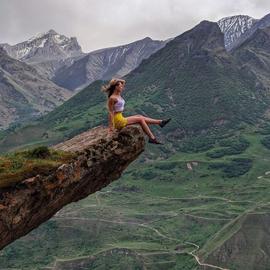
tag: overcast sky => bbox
[1,0,270,53]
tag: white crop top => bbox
[114,96,125,112]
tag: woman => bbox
[101,78,171,144]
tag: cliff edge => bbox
[0,125,145,250]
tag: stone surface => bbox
[0,125,145,250]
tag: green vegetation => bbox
[261,135,270,150]
[208,157,253,177]
[206,136,250,158]
[0,127,270,270]
[0,145,77,188]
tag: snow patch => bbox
[217,15,258,50]
[38,39,47,48]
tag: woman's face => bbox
[115,81,125,92]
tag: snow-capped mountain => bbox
[217,13,270,51]
[1,29,83,62]
[0,30,85,78]
[217,15,258,51]
[52,36,172,91]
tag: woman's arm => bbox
[107,98,115,130]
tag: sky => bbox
[1,0,270,53]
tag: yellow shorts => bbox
[113,112,128,129]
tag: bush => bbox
[132,169,158,180]
[256,123,270,135]
[26,146,51,159]
[141,170,158,180]
[154,162,177,170]
[206,148,228,158]
[179,136,215,153]
[261,136,270,150]
[208,158,252,177]
[206,136,250,158]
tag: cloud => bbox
[0,0,269,52]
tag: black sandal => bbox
[159,118,171,128]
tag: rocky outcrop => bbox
[0,125,145,250]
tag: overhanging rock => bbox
[0,125,145,250]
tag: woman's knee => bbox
[139,117,146,124]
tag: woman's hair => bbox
[100,77,126,98]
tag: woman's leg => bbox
[129,114,162,125]
[125,116,155,139]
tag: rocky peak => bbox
[217,15,257,50]
[0,125,145,250]
[172,20,225,55]
[217,13,270,51]
[0,29,83,62]
[47,29,57,35]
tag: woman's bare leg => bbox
[130,114,162,125]
[125,116,155,139]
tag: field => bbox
[0,126,270,270]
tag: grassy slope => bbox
[1,124,270,269]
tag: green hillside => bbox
[1,124,270,269]
[1,21,270,154]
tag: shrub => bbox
[206,136,250,158]
[261,136,270,150]
[154,162,177,170]
[179,136,215,153]
[141,170,158,180]
[26,146,51,159]
[208,158,252,177]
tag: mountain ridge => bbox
[51,36,170,90]
[0,47,74,130]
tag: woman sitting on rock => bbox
[101,77,171,144]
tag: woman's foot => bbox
[148,137,164,145]
[159,118,171,128]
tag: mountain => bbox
[0,29,86,78]
[1,31,171,88]
[1,29,83,62]
[217,15,258,51]
[232,25,270,114]
[51,37,170,90]
[218,13,270,51]
[1,20,269,154]
[0,47,74,130]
